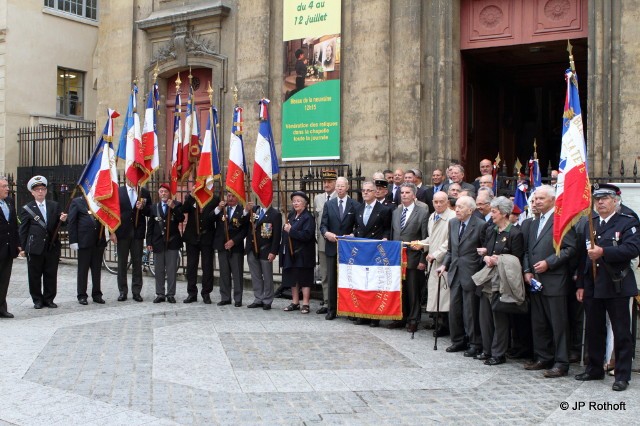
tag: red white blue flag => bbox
[554,69,591,251]
[193,105,221,208]
[337,237,403,320]
[78,109,121,232]
[252,99,280,207]
[182,84,199,180]
[140,84,160,184]
[170,92,182,195]
[116,84,147,186]
[225,106,247,204]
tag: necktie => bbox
[537,214,545,238]
[39,203,47,223]
[363,204,372,225]
[599,219,605,231]
[400,207,408,229]
[162,203,167,216]
[327,193,331,202]
[339,199,344,219]
[434,214,440,222]
[129,188,136,208]
[0,200,8,220]
[458,222,466,240]
[259,208,265,221]
[227,206,232,221]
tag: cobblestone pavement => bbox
[1,259,639,425]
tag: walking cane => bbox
[434,274,442,350]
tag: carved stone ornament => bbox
[544,0,571,21]
[153,27,218,65]
[479,5,504,29]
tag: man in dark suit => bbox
[437,195,484,356]
[68,196,108,305]
[320,176,360,320]
[388,183,429,332]
[575,184,640,392]
[387,168,404,205]
[0,177,20,318]
[404,170,428,204]
[244,201,282,310]
[146,183,184,304]
[374,179,394,211]
[212,191,249,307]
[447,164,476,194]
[424,168,446,214]
[182,192,219,304]
[522,185,576,378]
[19,176,68,309]
[113,183,151,302]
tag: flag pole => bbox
[133,76,143,228]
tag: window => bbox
[44,0,97,21]
[57,67,85,118]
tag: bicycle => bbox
[103,240,183,277]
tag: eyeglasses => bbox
[32,187,47,192]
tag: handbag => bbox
[491,292,529,315]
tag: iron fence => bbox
[18,121,96,168]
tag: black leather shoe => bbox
[316,307,328,314]
[474,352,492,361]
[325,312,337,320]
[247,302,264,308]
[446,343,467,353]
[506,349,532,360]
[117,293,127,302]
[574,371,604,381]
[234,302,242,307]
[45,302,58,308]
[484,356,506,366]
[202,294,212,304]
[543,367,568,378]
[217,300,231,306]
[262,304,272,310]
[524,360,553,371]
[93,297,105,304]
[386,321,406,329]
[133,294,143,302]
[78,298,88,306]
[183,295,197,303]
[167,296,176,303]
[153,296,165,303]
[0,311,14,318]
[464,347,479,358]
[34,302,43,309]
[612,381,629,391]
[369,320,380,328]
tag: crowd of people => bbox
[0,160,638,392]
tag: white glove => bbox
[70,243,79,251]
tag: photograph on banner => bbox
[282,0,341,161]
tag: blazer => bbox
[211,203,249,253]
[245,206,283,259]
[19,199,63,255]
[314,190,336,253]
[483,222,524,261]
[68,197,107,249]
[115,186,151,240]
[442,214,485,291]
[280,208,316,269]
[522,212,576,297]
[0,196,20,259]
[146,201,185,252]
[320,196,360,257]
[391,203,429,269]
[182,194,219,246]
[353,201,391,240]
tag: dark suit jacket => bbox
[68,197,107,249]
[391,203,429,269]
[483,223,524,260]
[0,197,20,259]
[211,204,248,253]
[320,196,360,257]
[245,206,283,259]
[522,213,576,297]
[353,201,391,240]
[19,199,63,255]
[146,201,185,252]
[280,208,316,269]
[115,186,151,241]
[443,214,485,291]
[182,194,219,246]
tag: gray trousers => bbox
[449,281,482,349]
[218,250,244,303]
[154,249,178,297]
[531,293,569,370]
[247,251,274,305]
[318,251,329,304]
[479,292,510,357]
[116,237,144,296]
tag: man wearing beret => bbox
[0,176,20,318]
[575,183,640,391]
[314,169,337,314]
[146,183,184,303]
[19,176,68,309]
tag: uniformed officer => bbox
[575,183,640,391]
[374,178,394,210]
[18,176,68,309]
[0,176,20,318]
[68,196,108,305]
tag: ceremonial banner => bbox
[252,99,280,207]
[282,0,341,160]
[170,92,182,195]
[553,69,590,252]
[141,84,160,184]
[192,105,221,208]
[226,106,247,205]
[116,84,147,186]
[182,84,199,180]
[337,237,402,320]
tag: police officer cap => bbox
[592,183,621,198]
[290,190,310,204]
[27,175,47,190]
[374,179,388,188]
[321,169,337,181]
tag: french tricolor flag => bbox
[252,99,279,207]
[141,83,160,184]
[182,84,199,180]
[193,105,221,208]
[116,84,147,186]
[170,92,182,195]
[225,106,247,205]
[337,238,403,320]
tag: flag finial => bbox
[233,85,238,104]
[567,39,575,72]
[533,139,538,160]
[494,153,501,167]
[153,62,159,81]
[175,73,181,91]
[207,81,213,105]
